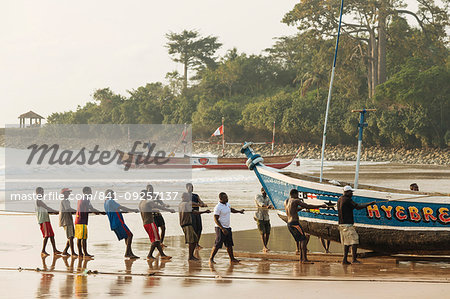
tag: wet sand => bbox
[1,161,449,298]
[0,222,449,298]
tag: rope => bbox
[0,267,448,283]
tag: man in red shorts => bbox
[35,187,61,256]
[139,189,174,260]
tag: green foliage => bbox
[48,12,449,148]
[166,30,222,88]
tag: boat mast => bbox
[320,0,345,182]
[222,117,225,156]
[271,121,276,155]
[353,109,376,188]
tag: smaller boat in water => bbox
[117,150,298,169]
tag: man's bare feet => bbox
[160,255,172,260]
[71,253,78,257]
[161,243,167,249]
[54,250,62,255]
[147,256,156,260]
[209,259,216,264]
[295,251,300,255]
[41,252,50,257]
[230,259,240,264]
[125,254,140,259]
[62,251,70,256]
[262,247,270,253]
[83,254,94,260]
[196,245,203,250]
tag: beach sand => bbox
[0,214,449,298]
[1,161,449,298]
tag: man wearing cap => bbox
[59,188,77,256]
[104,189,140,259]
[337,186,376,264]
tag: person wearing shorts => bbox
[104,189,139,259]
[139,189,173,260]
[35,187,61,257]
[59,188,77,256]
[338,186,375,264]
[209,192,244,264]
[186,183,208,249]
[75,187,101,258]
[285,189,327,263]
[146,184,173,247]
[254,187,273,252]
[179,192,210,261]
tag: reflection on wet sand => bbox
[76,258,91,274]
[36,272,54,298]
[109,259,136,296]
[41,255,61,271]
[143,258,166,291]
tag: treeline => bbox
[48,0,449,147]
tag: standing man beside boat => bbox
[255,187,273,252]
[338,186,375,265]
[285,189,327,263]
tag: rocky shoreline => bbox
[193,143,450,165]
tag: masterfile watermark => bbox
[4,124,192,212]
[25,141,170,171]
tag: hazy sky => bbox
[1,1,421,127]
[1,0,300,126]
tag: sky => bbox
[1,0,421,127]
[0,0,299,126]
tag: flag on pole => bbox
[211,125,224,137]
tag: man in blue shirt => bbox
[104,189,139,259]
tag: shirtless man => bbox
[139,188,174,260]
[285,189,327,263]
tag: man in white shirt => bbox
[255,187,274,252]
[209,192,244,264]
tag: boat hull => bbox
[278,213,450,254]
[241,144,450,254]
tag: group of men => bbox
[36,181,376,265]
[254,185,375,264]
[35,183,245,264]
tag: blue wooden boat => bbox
[241,142,450,254]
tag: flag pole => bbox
[222,117,225,156]
[183,123,187,155]
[271,121,275,155]
[319,0,344,182]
